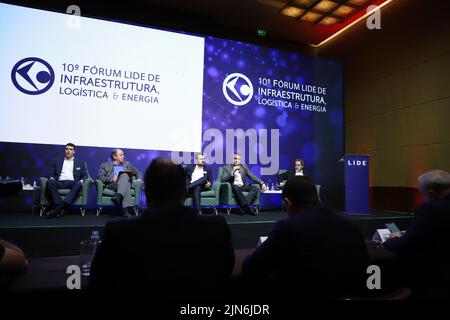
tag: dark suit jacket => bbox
[242,205,369,299]
[383,194,450,298]
[185,164,212,185]
[277,169,308,184]
[97,161,142,185]
[221,164,263,186]
[48,157,88,181]
[90,205,235,298]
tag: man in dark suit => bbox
[376,169,450,299]
[44,143,88,218]
[98,149,142,217]
[222,153,267,215]
[242,176,369,299]
[90,158,235,299]
[184,153,212,215]
[277,158,307,186]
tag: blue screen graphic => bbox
[0,5,344,210]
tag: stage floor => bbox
[0,209,414,257]
[0,209,289,228]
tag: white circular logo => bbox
[222,73,253,106]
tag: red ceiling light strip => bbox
[311,0,393,48]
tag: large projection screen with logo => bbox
[0,3,344,209]
[0,3,204,152]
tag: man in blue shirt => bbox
[98,149,142,217]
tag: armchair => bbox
[217,166,260,215]
[277,169,288,189]
[39,165,94,216]
[277,169,322,200]
[95,179,143,216]
[184,173,220,215]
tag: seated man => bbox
[90,158,235,299]
[98,149,142,218]
[221,153,267,215]
[375,169,450,299]
[242,176,369,299]
[184,153,212,215]
[44,143,88,218]
[277,158,307,186]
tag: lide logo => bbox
[11,57,55,95]
[222,73,253,106]
[347,160,368,166]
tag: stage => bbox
[0,209,414,257]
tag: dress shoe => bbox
[121,207,131,218]
[111,193,123,205]
[245,206,257,216]
[44,204,64,219]
[44,210,57,219]
[55,209,65,218]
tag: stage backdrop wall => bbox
[0,3,344,211]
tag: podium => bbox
[343,154,370,214]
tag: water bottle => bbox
[271,182,275,191]
[80,231,101,276]
[20,177,25,186]
[91,230,101,242]
[90,230,101,263]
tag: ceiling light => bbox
[333,5,355,17]
[301,11,321,22]
[319,16,339,25]
[293,0,316,6]
[347,0,371,5]
[281,6,304,17]
[312,0,394,47]
[314,0,337,12]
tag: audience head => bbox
[144,158,187,208]
[0,239,29,275]
[111,149,125,164]
[294,159,304,172]
[282,176,320,216]
[196,153,206,166]
[64,143,76,159]
[418,169,450,201]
